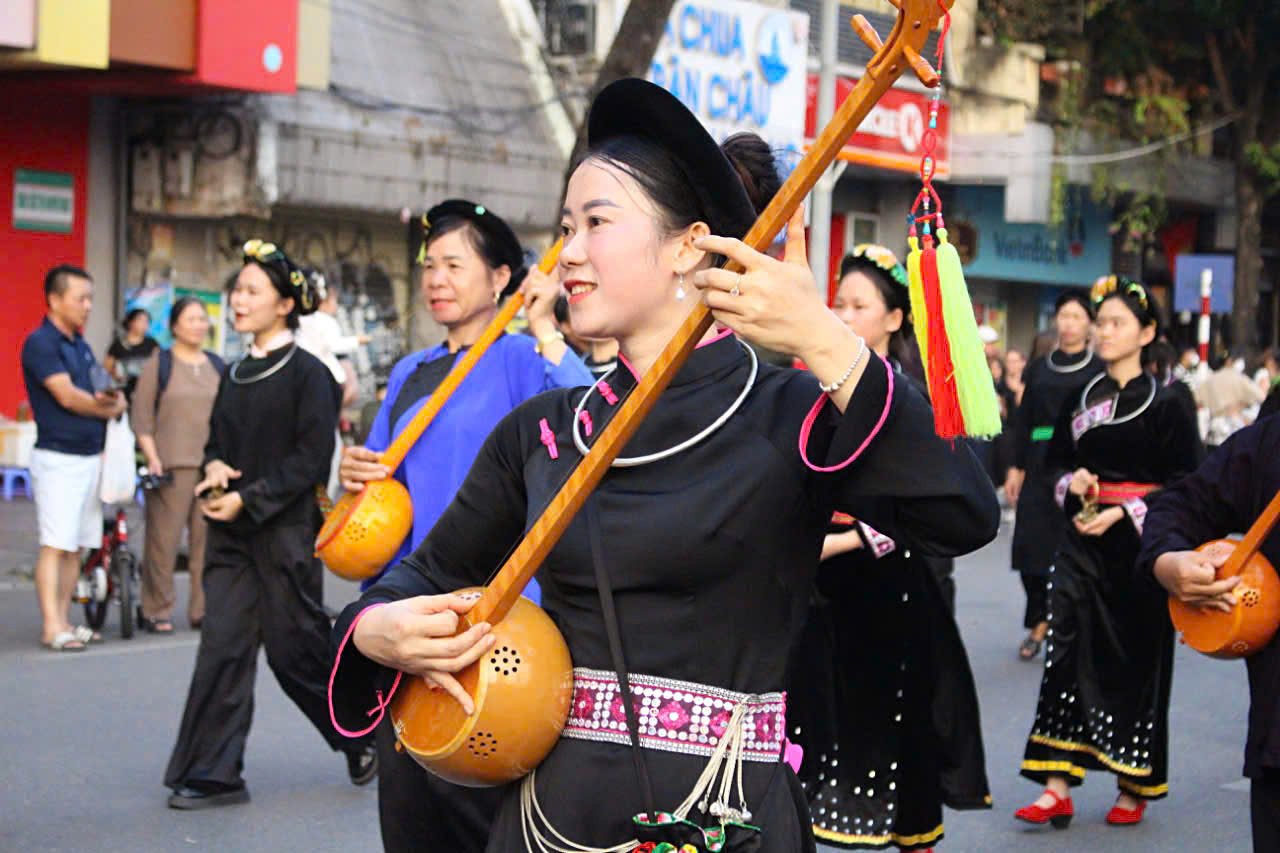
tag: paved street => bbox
[0,497,1254,852]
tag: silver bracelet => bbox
[817,336,868,395]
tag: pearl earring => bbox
[675,272,686,301]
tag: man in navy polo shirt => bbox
[21,264,126,652]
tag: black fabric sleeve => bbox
[328,565,446,734]
[1011,377,1036,469]
[327,405,536,733]
[1137,420,1268,578]
[809,360,1000,558]
[238,359,338,525]
[1043,392,1080,516]
[201,377,229,471]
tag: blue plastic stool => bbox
[2,467,32,501]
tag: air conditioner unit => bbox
[544,0,595,57]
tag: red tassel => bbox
[920,235,963,438]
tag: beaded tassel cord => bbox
[904,2,1001,439]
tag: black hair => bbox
[836,254,919,374]
[44,264,91,303]
[123,307,151,330]
[582,131,780,261]
[1055,289,1094,319]
[553,293,570,325]
[425,215,527,291]
[169,296,207,332]
[231,259,302,330]
[721,133,783,216]
[1147,339,1177,384]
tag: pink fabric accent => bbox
[784,738,804,774]
[598,381,619,406]
[1122,497,1148,536]
[857,521,897,558]
[798,354,895,473]
[1054,473,1072,508]
[539,417,559,460]
[328,603,404,739]
[578,410,594,437]
[562,668,787,762]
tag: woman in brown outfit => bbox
[131,297,225,632]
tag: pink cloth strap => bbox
[328,603,403,739]
[798,354,894,473]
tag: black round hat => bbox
[585,78,758,242]
[422,199,527,296]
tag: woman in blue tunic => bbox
[334,199,591,852]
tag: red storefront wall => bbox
[0,89,91,418]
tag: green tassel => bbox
[936,228,1002,438]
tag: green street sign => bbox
[13,169,74,233]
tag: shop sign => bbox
[804,75,951,177]
[648,0,810,174]
[13,169,74,233]
[1173,254,1234,313]
[950,186,1111,287]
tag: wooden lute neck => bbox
[466,1,954,628]
[1227,489,1280,574]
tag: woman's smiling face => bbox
[557,158,702,345]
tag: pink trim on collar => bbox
[798,354,895,473]
[328,603,403,739]
[615,327,737,381]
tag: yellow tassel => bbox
[906,236,930,381]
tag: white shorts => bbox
[29,448,104,552]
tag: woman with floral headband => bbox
[1014,276,1202,830]
[163,240,376,810]
[787,245,991,852]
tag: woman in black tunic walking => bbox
[328,79,999,852]
[164,241,375,809]
[1004,291,1103,660]
[1014,276,1202,829]
[787,245,991,852]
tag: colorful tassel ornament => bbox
[901,1,1001,440]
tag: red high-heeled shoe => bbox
[1106,798,1147,825]
[1014,789,1074,828]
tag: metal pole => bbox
[1198,268,1212,364]
[808,0,838,296]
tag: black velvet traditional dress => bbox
[1019,372,1202,799]
[1008,350,1104,628]
[330,335,999,852]
[787,366,991,851]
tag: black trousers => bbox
[1253,771,1280,853]
[374,715,506,852]
[164,522,348,790]
[1020,571,1048,629]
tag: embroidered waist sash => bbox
[563,667,786,763]
[1095,481,1157,505]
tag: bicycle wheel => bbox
[114,547,137,639]
[81,550,109,631]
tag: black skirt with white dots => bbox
[1020,526,1174,800]
[789,532,992,850]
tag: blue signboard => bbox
[948,186,1112,287]
[1173,254,1234,313]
